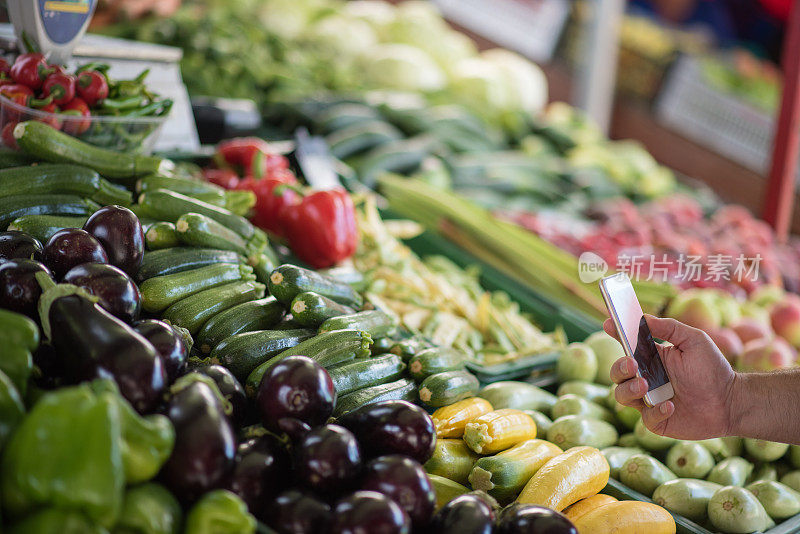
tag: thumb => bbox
[644,315,701,348]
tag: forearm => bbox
[728,369,800,445]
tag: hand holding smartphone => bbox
[599,274,674,407]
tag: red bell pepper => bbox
[76,70,109,107]
[203,168,240,190]
[216,137,289,177]
[61,97,91,135]
[281,189,358,269]
[41,72,76,106]
[235,170,299,237]
[9,53,47,90]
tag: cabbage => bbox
[449,57,510,111]
[362,44,446,92]
[343,1,397,32]
[312,15,378,55]
[480,48,548,114]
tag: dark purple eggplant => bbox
[133,319,187,383]
[496,504,577,534]
[43,228,108,279]
[31,342,63,388]
[257,355,335,432]
[361,455,435,528]
[267,489,332,534]
[0,258,53,318]
[225,437,288,517]
[46,293,165,412]
[427,494,495,534]
[160,375,236,503]
[330,491,411,534]
[295,424,361,495]
[337,400,436,464]
[195,364,248,428]
[63,262,141,323]
[83,205,144,277]
[0,231,43,263]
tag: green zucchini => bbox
[317,103,381,133]
[140,262,254,313]
[268,264,363,307]
[0,164,132,206]
[196,297,285,354]
[136,189,254,240]
[13,121,172,180]
[428,474,470,509]
[371,336,396,355]
[137,173,226,197]
[418,370,480,408]
[390,336,433,362]
[0,309,39,351]
[211,328,315,381]
[408,347,467,382]
[0,194,99,229]
[425,439,479,487]
[7,214,87,243]
[144,221,180,251]
[325,120,403,159]
[136,248,244,282]
[318,310,397,339]
[175,212,248,255]
[245,329,373,395]
[161,280,265,335]
[333,378,417,417]
[290,292,355,328]
[327,354,406,396]
[0,150,34,168]
[353,136,432,187]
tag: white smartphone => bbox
[599,273,674,407]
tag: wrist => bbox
[725,371,751,437]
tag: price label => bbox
[433,0,569,62]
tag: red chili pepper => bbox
[41,72,76,106]
[35,102,62,131]
[216,137,272,168]
[203,168,240,190]
[60,97,91,135]
[1,122,18,149]
[0,59,10,77]
[281,189,358,268]
[9,53,47,90]
[235,171,299,237]
[0,83,33,106]
[76,70,109,107]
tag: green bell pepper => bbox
[1,381,125,527]
[0,308,39,351]
[8,508,109,534]
[183,490,256,534]
[0,368,24,451]
[1,346,32,398]
[112,483,181,534]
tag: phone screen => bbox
[601,275,669,391]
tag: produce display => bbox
[0,53,171,152]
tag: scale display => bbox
[38,0,95,44]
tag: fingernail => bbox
[620,360,628,374]
[660,403,669,414]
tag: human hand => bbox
[604,315,738,440]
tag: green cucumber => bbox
[418,370,480,408]
[0,194,99,229]
[137,174,226,197]
[175,212,249,256]
[13,121,172,180]
[140,262,254,313]
[0,164,131,206]
[333,378,417,417]
[327,354,406,396]
[196,297,285,354]
[268,264,363,307]
[318,310,396,338]
[7,214,87,243]
[137,189,254,240]
[211,328,315,381]
[161,280,265,335]
[325,120,403,159]
[290,292,355,328]
[144,221,180,251]
[136,248,244,282]
[246,329,373,395]
[407,347,467,382]
[0,309,39,350]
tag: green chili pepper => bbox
[76,62,111,75]
[8,508,108,534]
[0,369,24,452]
[183,490,256,534]
[134,69,151,84]
[101,95,146,112]
[112,483,181,534]
[2,346,32,397]
[91,381,175,484]
[113,80,146,99]
[123,99,172,118]
[0,380,125,527]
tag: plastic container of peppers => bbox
[0,94,168,154]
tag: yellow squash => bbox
[464,408,537,454]
[432,397,493,438]
[574,501,676,534]
[516,446,609,511]
[563,494,618,523]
